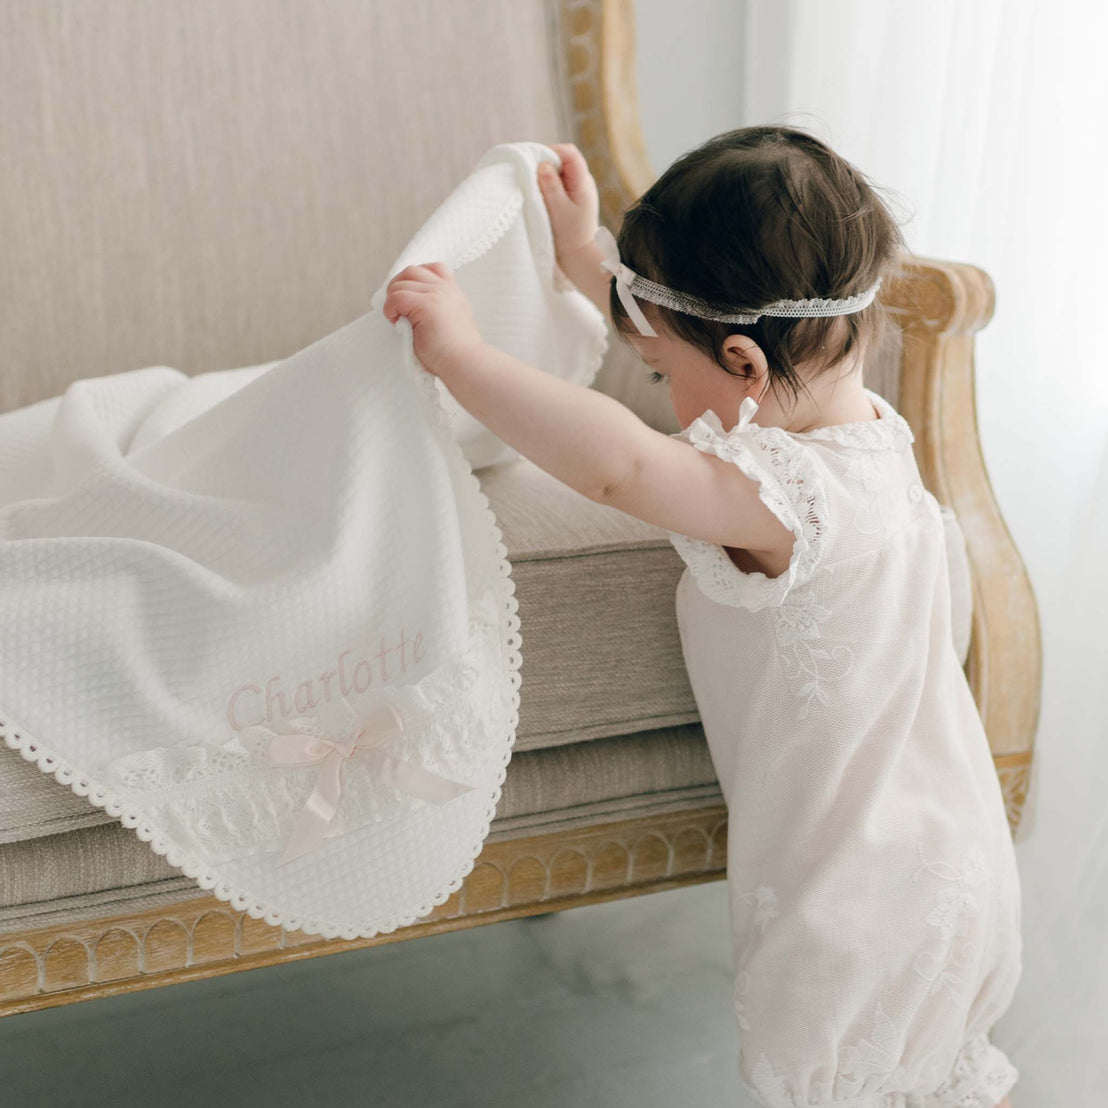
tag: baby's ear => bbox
[722,334,767,375]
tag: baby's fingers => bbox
[382,286,428,323]
[545,143,592,199]
[394,262,448,281]
[537,158,562,190]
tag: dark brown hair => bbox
[610,125,912,409]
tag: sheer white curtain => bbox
[736,0,1108,1101]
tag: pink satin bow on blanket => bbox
[266,700,477,865]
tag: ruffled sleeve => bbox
[665,410,828,613]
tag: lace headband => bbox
[594,224,882,338]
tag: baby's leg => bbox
[994,1096,1013,1108]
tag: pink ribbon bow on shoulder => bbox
[266,699,476,866]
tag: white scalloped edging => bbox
[0,354,521,941]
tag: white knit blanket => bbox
[0,141,608,940]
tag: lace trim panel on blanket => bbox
[102,612,507,865]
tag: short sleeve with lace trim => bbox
[664,408,828,614]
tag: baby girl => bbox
[383,126,1022,1108]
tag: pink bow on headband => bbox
[266,699,476,865]
[594,225,659,338]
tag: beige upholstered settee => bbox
[0,0,1040,1016]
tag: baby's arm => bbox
[555,239,613,329]
[436,342,792,559]
[537,145,612,328]
[600,430,795,554]
[437,341,645,503]
[384,256,788,553]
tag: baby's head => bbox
[610,125,909,429]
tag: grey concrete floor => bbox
[0,880,752,1108]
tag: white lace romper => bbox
[665,387,1023,1108]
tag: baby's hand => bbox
[537,143,600,265]
[382,262,485,379]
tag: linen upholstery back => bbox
[0,2,603,405]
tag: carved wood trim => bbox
[0,805,730,1017]
[883,255,1042,807]
[557,0,653,228]
[995,751,1033,841]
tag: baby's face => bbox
[624,326,773,431]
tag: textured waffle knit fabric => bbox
[665,387,1023,1108]
[0,141,607,940]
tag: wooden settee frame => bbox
[0,0,1040,1017]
